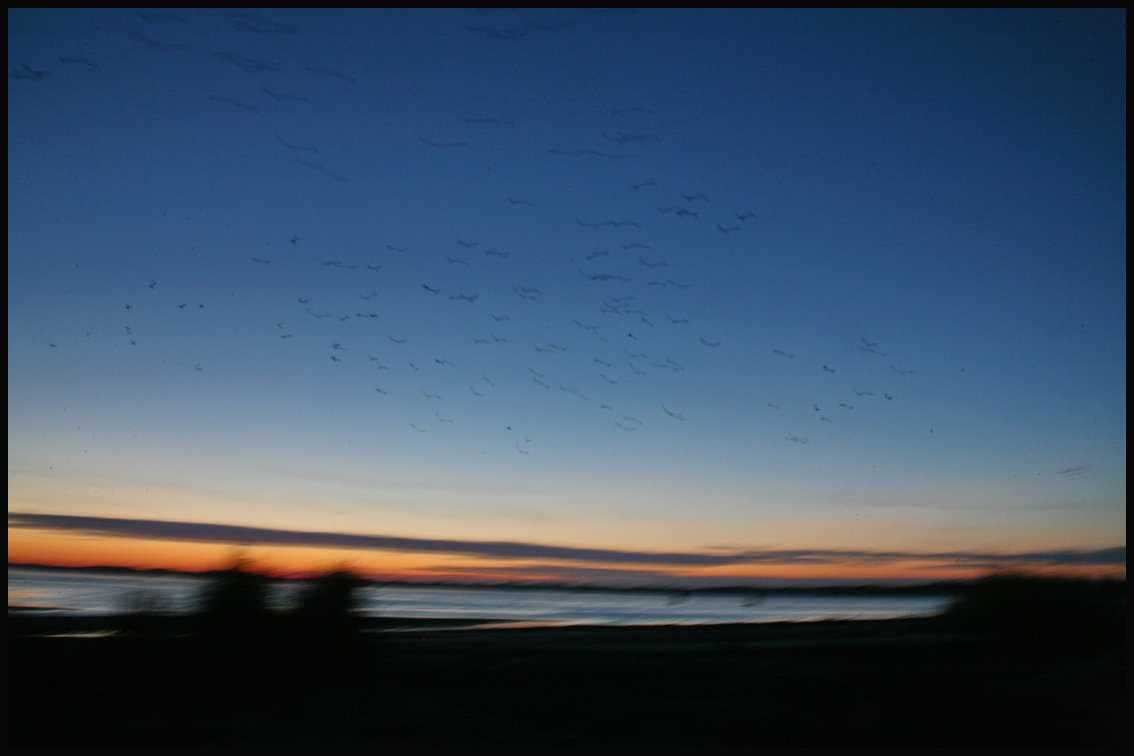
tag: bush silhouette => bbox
[185,559,374,680]
[274,569,372,680]
[191,558,273,644]
[940,571,1123,649]
[291,569,367,639]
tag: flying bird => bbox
[419,136,468,148]
[136,10,189,23]
[209,94,259,112]
[469,26,528,41]
[264,87,310,102]
[128,31,190,52]
[11,64,51,80]
[461,117,516,126]
[211,51,281,72]
[525,20,574,32]
[314,258,358,269]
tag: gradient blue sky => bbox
[8,9,1126,585]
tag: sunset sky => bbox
[8,8,1126,587]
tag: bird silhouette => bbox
[11,64,51,80]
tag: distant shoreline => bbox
[8,561,975,597]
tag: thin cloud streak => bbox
[8,513,1126,570]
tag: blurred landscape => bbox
[8,11,1124,747]
[8,568,1125,747]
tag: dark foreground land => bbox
[8,612,1126,747]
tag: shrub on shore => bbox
[186,560,373,679]
[939,571,1124,649]
[290,569,367,640]
[191,558,274,643]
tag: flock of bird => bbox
[17,9,921,458]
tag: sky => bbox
[7,8,1126,587]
